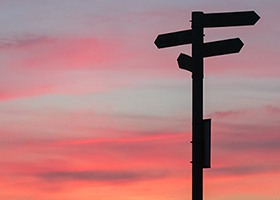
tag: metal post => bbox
[191,11,204,200]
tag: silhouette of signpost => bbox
[154,11,260,200]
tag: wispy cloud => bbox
[36,169,169,183]
[3,35,124,70]
[206,164,279,178]
[0,34,50,49]
[0,34,129,100]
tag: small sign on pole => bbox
[203,119,211,169]
[177,53,194,72]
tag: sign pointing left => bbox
[177,53,194,72]
[154,29,192,49]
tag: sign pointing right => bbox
[203,38,244,57]
[204,11,260,28]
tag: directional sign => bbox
[204,11,260,28]
[177,53,194,72]
[203,38,244,57]
[154,29,192,49]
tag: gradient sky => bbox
[0,0,280,200]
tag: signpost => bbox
[154,10,260,200]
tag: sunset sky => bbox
[0,0,280,199]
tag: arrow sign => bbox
[204,11,260,28]
[154,29,192,49]
[177,38,244,71]
[177,53,194,72]
[203,38,244,57]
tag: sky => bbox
[0,0,279,199]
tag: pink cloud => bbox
[0,129,190,173]
[0,98,279,199]
[0,84,54,100]
[36,169,169,183]
[0,127,191,199]
[0,34,129,100]
[1,35,123,70]
[1,104,279,179]
[56,132,188,145]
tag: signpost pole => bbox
[191,11,204,200]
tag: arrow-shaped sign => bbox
[203,38,244,57]
[154,29,192,49]
[177,53,194,72]
[204,11,260,28]
[177,38,244,72]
